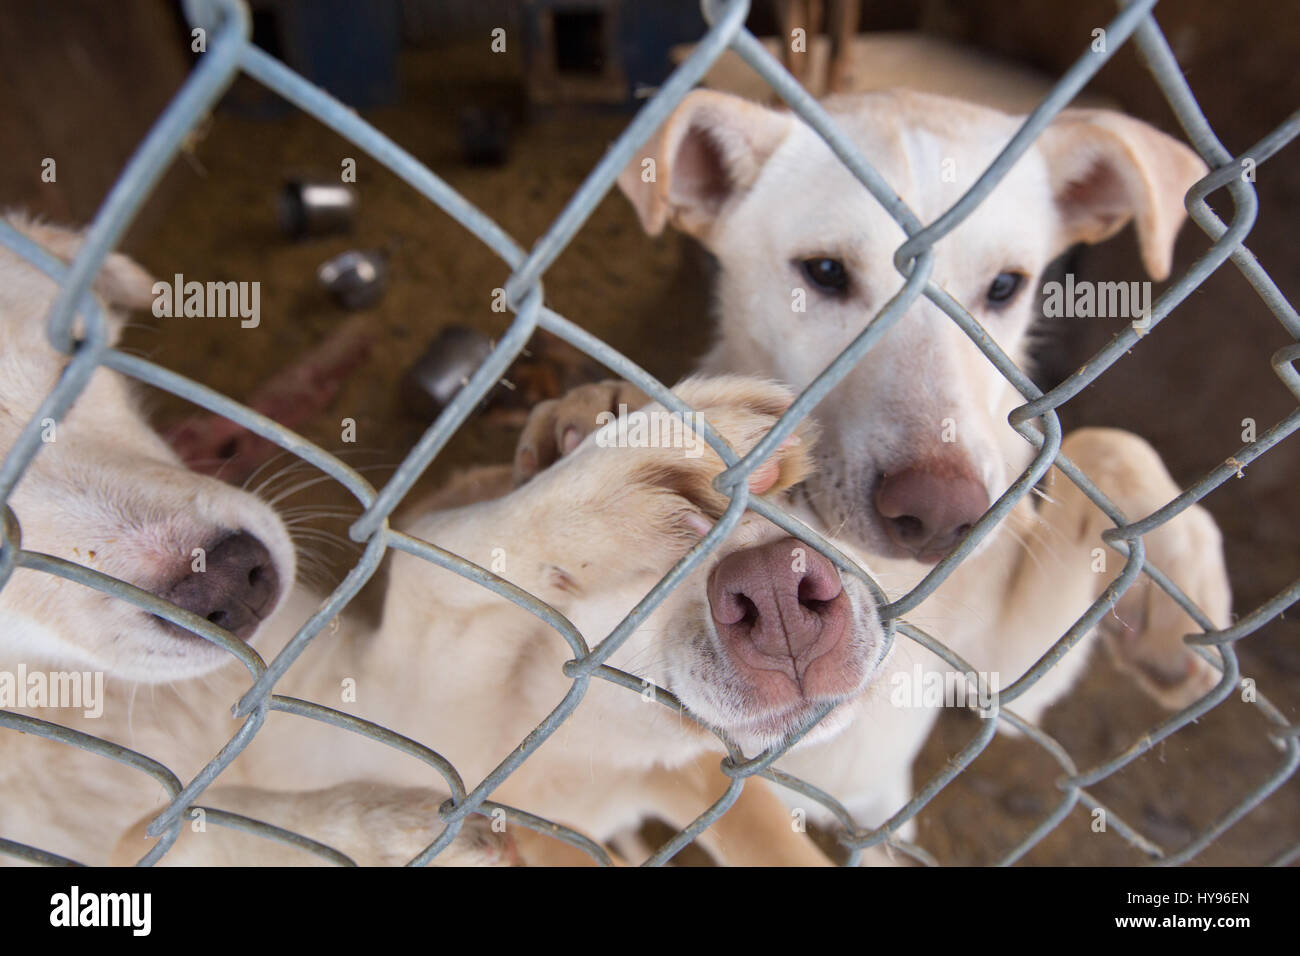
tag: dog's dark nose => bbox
[708,536,849,685]
[160,531,281,641]
[875,465,990,562]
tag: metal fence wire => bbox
[1,0,1298,867]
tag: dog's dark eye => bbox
[986,271,1025,305]
[801,257,850,295]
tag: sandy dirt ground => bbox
[34,28,1300,865]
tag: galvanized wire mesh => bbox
[1,0,1297,867]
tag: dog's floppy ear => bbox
[617,90,794,241]
[1038,110,1208,280]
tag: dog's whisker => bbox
[265,474,347,507]
[280,511,361,525]
[242,450,304,493]
[249,460,316,500]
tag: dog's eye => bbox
[801,257,850,295]
[986,271,1025,305]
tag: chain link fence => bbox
[1,0,1297,867]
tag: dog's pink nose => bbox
[708,536,849,688]
[875,465,990,562]
[158,531,281,641]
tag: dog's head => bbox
[0,214,296,682]
[528,377,889,754]
[618,89,1206,562]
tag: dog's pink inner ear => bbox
[674,127,733,219]
[1057,158,1131,240]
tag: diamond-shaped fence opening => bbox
[1,0,1297,867]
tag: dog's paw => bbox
[1060,428,1231,710]
[442,814,522,867]
[1098,501,1229,710]
[514,379,648,486]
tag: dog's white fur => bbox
[1,217,884,865]
[517,88,1232,842]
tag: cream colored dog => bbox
[0,215,525,866]
[513,89,1231,844]
[1,216,884,866]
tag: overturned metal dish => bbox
[401,325,500,419]
[317,249,388,310]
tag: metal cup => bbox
[279,180,358,238]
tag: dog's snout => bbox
[708,536,849,686]
[159,531,281,641]
[875,465,989,562]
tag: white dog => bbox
[0,216,527,866]
[1,216,883,865]
[513,89,1232,845]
